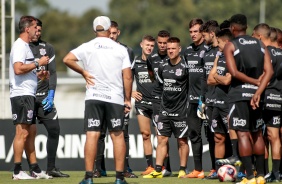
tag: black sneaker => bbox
[46,168,70,177]
[93,169,107,178]
[215,155,242,166]
[265,171,280,183]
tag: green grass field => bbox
[2,171,225,184]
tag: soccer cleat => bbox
[237,172,246,180]
[79,178,94,184]
[205,169,218,179]
[216,155,242,166]
[12,171,35,180]
[143,170,163,178]
[93,169,107,178]
[141,166,155,175]
[114,179,128,184]
[178,170,186,178]
[31,171,53,179]
[236,177,256,184]
[181,169,205,178]
[256,176,266,184]
[124,171,138,178]
[162,169,172,177]
[46,168,69,177]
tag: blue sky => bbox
[48,0,110,15]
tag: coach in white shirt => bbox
[63,16,132,184]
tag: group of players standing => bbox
[109,13,282,184]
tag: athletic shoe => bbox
[205,169,218,179]
[236,177,256,184]
[264,172,278,183]
[124,171,138,178]
[162,169,172,177]
[12,171,35,180]
[237,172,246,180]
[216,155,242,166]
[114,179,128,184]
[256,176,266,184]
[177,170,186,178]
[181,169,205,178]
[79,178,94,184]
[143,170,163,178]
[93,169,107,178]
[31,171,53,179]
[46,168,69,177]
[141,166,155,175]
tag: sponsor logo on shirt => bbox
[88,119,100,127]
[272,49,282,56]
[111,118,121,128]
[93,93,111,99]
[239,38,257,45]
[138,72,151,84]
[189,68,203,73]
[164,79,181,91]
[242,93,253,98]
[189,95,199,100]
[266,104,281,108]
[242,84,258,89]
[94,42,113,49]
[233,117,246,126]
[267,93,282,101]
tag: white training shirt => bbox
[71,37,131,105]
[9,38,37,98]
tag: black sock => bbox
[145,154,153,167]
[163,156,171,172]
[179,166,186,171]
[231,139,238,157]
[155,165,162,172]
[30,163,41,173]
[101,155,106,171]
[241,156,254,179]
[255,154,265,177]
[85,171,93,180]
[272,159,280,174]
[44,119,60,171]
[125,140,130,168]
[116,171,124,180]
[14,162,22,174]
[264,158,269,174]
[95,155,103,171]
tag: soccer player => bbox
[207,27,233,175]
[28,18,69,178]
[146,30,172,177]
[9,15,50,180]
[252,23,282,182]
[182,18,209,179]
[93,20,137,178]
[63,16,133,184]
[225,14,273,184]
[143,37,189,179]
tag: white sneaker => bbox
[32,171,53,179]
[162,169,172,177]
[12,171,35,180]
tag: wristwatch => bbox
[34,61,39,69]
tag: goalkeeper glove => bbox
[42,90,55,112]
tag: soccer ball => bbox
[218,164,237,182]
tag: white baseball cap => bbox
[93,16,111,32]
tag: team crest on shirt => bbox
[27,110,33,119]
[39,48,46,56]
[157,122,163,130]
[175,69,182,76]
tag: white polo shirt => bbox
[71,37,131,105]
[9,38,37,98]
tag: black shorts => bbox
[135,105,155,127]
[157,116,188,138]
[263,109,281,128]
[33,100,58,123]
[228,101,264,132]
[10,95,36,125]
[84,100,124,132]
[211,106,229,134]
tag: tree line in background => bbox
[3,0,282,72]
